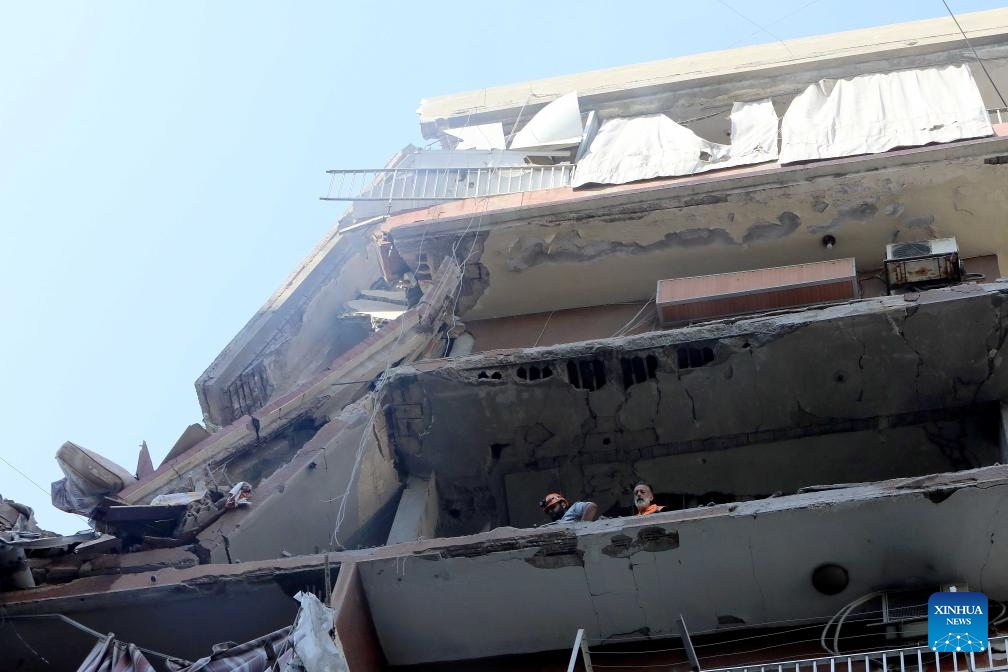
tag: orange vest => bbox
[637,503,665,515]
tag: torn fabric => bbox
[444,122,506,150]
[77,634,156,672]
[780,64,993,164]
[166,627,293,672]
[572,99,779,187]
[509,91,583,151]
[283,592,349,672]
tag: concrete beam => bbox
[331,561,384,672]
[386,476,439,545]
[417,9,1008,137]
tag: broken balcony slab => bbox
[379,282,1008,531]
[196,225,385,428]
[197,399,401,564]
[0,553,337,672]
[357,464,1008,666]
[382,126,1008,320]
[122,306,437,506]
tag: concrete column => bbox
[386,476,439,545]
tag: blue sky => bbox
[1,0,1005,533]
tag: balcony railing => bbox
[706,635,1008,672]
[320,164,575,202]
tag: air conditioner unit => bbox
[855,584,970,641]
[884,237,963,294]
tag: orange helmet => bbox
[539,492,568,510]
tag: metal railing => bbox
[705,635,1008,672]
[320,164,575,202]
[991,108,1008,125]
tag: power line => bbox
[718,0,796,58]
[942,0,1008,108]
[0,456,50,498]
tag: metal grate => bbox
[705,635,1008,672]
[320,164,575,202]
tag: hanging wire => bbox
[942,0,1008,108]
[591,609,891,654]
[1,612,190,665]
[0,457,52,498]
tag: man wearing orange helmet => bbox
[539,492,598,523]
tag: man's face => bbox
[545,501,567,521]
[633,484,654,510]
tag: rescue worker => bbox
[632,482,665,515]
[539,492,598,523]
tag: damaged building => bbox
[7,7,1008,671]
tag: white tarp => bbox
[780,64,993,164]
[509,91,583,151]
[283,592,349,672]
[444,122,506,150]
[572,99,779,187]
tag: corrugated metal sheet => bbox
[657,258,858,324]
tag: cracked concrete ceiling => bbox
[382,283,1008,531]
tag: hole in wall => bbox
[516,365,554,382]
[677,346,715,369]
[621,354,660,389]
[568,358,607,390]
[811,563,850,595]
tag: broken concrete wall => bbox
[382,284,1008,532]
[200,400,401,563]
[359,466,1008,666]
[197,226,384,427]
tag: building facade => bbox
[5,8,1008,671]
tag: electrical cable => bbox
[1,612,191,665]
[942,0,1008,108]
[0,457,52,498]
[717,0,796,58]
[593,617,885,655]
[820,591,885,655]
[612,295,656,338]
[532,310,555,347]
[588,609,889,646]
